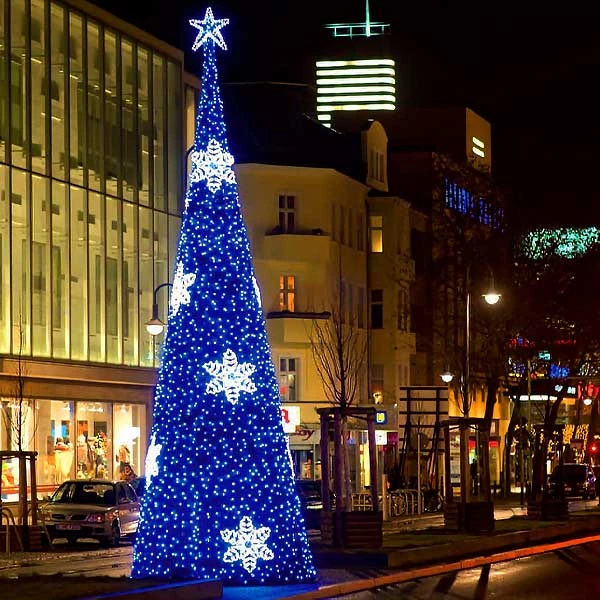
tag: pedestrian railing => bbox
[351,489,426,517]
[1,504,23,554]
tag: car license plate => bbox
[56,523,80,530]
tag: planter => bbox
[527,496,569,521]
[444,501,495,533]
[320,510,383,549]
[0,525,46,553]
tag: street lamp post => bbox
[145,282,173,336]
[462,264,501,416]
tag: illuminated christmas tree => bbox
[131,7,315,585]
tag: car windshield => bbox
[51,482,116,505]
[551,464,587,481]
[297,481,321,499]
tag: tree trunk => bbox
[503,395,522,497]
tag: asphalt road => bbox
[335,540,600,599]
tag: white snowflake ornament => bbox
[221,516,274,574]
[145,434,162,488]
[188,138,236,196]
[170,262,196,316]
[203,349,256,405]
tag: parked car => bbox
[39,479,140,547]
[296,480,333,530]
[548,463,596,499]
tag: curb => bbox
[79,579,223,600]
[286,532,600,600]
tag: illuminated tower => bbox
[316,0,396,127]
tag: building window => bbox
[279,275,295,311]
[279,358,297,402]
[369,215,383,253]
[357,213,364,251]
[331,203,337,241]
[397,288,408,331]
[348,284,354,324]
[348,210,353,248]
[278,194,295,233]
[371,289,383,329]
[358,287,365,328]
[371,364,384,403]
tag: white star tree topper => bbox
[190,7,229,52]
[221,516,274,574]
[145,434,163,488]
[203,349,257,405]
[170,262,196,316]
[187,139,236,201]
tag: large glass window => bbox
[11,168,30,353]
[152,54,166,210]
[167,60,181,213]
[76,402,113,480]
[50,3,66,181]
[52,181,69,358]
[139,206,154,366]
[0,0,8,160]
[113,403,146,480]
[68,13,84,186]
[123,202,138,365]
[87,20,102,191]
[138,47,150,206]
[106,195,121,362]
[31,0,47,175]
[0,165,9,353]
[37,400,75,485]
[32,174,51,355]
[88,191,105,361]
[10,0,27,168]
[121,39,136,203]
[70,186,88,360]
[104,29,119,197]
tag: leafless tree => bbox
[1,324,35,452]
[309,258,368,510]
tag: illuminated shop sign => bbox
[281,406,300,433]
[375,410,387,425]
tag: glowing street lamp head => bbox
[483,291,501,305]
[440,371,454,384]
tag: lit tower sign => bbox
[316,0,395,127]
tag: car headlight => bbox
[86,513,106,523]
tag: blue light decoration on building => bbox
[443,178,504,230]
[131,8,316,585]
[549,363,570,379]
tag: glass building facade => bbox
[0,0,184,493]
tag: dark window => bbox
[371,289,383,329]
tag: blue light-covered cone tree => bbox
[131,7,316,585]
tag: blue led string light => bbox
[131,7,316,585]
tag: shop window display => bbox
[2,399,146,491]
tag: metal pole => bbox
[463,262,471,418]
[417,425,421,514]
[465,289,471,416]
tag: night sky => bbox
[89,0,600,225]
